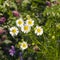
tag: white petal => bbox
[10,32,14,36]
[37,33,40,36]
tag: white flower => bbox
[16,18,24,27]
[35,26,43,36]
[9,26,19,36]
[21,25,31,33]
[20,41,28,50]
[26,19,34,26]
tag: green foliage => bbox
[0,0,60,60]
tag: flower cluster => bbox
[9,16,43,51]
[9,17,43,36]
[16,17,34,33]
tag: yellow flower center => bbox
[24,26,29,31]
[28,20,32,25]
[37,28,41,33]
[18,20,22,25]
[22,43,27,48]
[12,29,16,33]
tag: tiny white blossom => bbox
[9,26,19,36]
[26,19,34,27]
[21,25,31,33]
[20,41,28,50]
[35,26,43,36]
[16,18,24,27]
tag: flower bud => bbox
[12,10,20,17]
[0,17,6,24]
[46,1,51,7]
